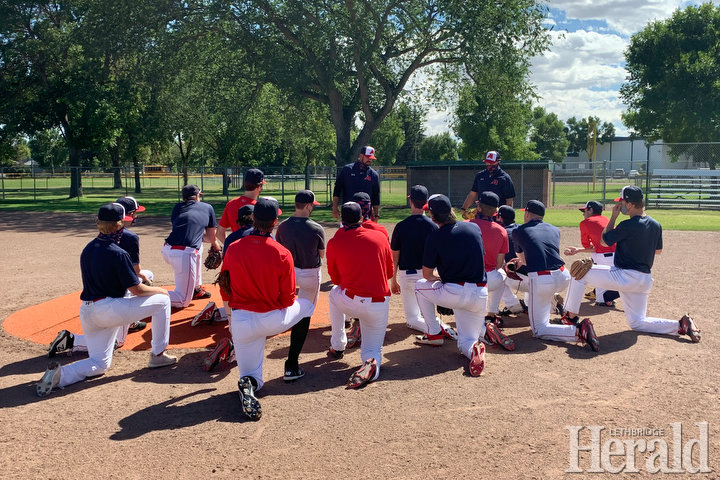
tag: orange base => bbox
[3,284,330,351]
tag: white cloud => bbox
[548,0,684,35]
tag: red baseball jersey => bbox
[218,195,256,231]
[580,215,616,254]
[361,219,389,241]
[327,226,393,298]
[469,217,509,272]
[222,233,296,312]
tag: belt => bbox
[536,265,565,276]
[457,282,487,287]
[405,269,417,274]
[165,242,192,250]
[603,252,614,257]
[344,290,386,303]
[83,297,106,304]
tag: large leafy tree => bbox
[530,107,570,163]
[620,3,720,168]
[565,116,615,156]
[219,0,550,166]
[419,132,459,162]
[394,102,426,165]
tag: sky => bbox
[424,0,720,138]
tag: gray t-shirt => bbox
[276,216,326,269]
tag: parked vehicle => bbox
[628,169,639,178]
[613,168,626,178]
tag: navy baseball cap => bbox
[360,146,376,159]
[244,168,266,185]
[579,200,603,214]
[498,205,515,222]
[341,201,362,224]
[98,203,125,222]
[116,196,145,221]
[484,150,501,164]
[424,194,452,215]
[352,191,371,218]
[237,204,254,223]
[182,184,202,199]
[295,189,320,205]
[523,200,545,217]
[253,197,281,222]
[408,185,429,206]
[478,191,500,208]
[615,185,643,203]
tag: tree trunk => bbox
[68,145,83,199]
[109,145,122,189]
[304,146,311,190]
[133,155,142,194]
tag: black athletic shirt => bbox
[332,161,380,206]
[80,238,140,301]
[390,214,438,270]
[165,200,217,249]
[504,222,519,262]
[423,221,486,284]
[512,219,564,273]
[471,167,516,205]
[276,216,326,269]
[603,215,662,274]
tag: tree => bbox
[565,116,615,155]
[220,0,550,166]
[394,102,427,164]
[620,3,720,168]
[368,110,404,166]
[29,129,68,174]
[419,133,459,162]
[530,107,570,162]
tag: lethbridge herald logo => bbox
[566,422,711,474]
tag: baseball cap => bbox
[615,185,643,203]
[181,184,202,200]
[478,191,500,208]
[523,200,545,217]
[341,201,362,224]
[484,150,501,164]
[244,168,266,185]
[253,197,282,222]
[424,194,452,215]
[98,203,125,222]
[295,189,320,205]
[360,146,376,159]
[352,191,371,218]
[408,185,429,206]
[579,200,603,214]
[237,204,254,223]
[115,196,146,221]
[498,205,515,223]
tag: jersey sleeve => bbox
[579,221,592,249]
[371,171,380,206]
[499,228,509,255]
[390,223,402,251]
[332,167,347,198]
[422,233,439,269]
[504,176,516,199]
[326,239,341,285]
[602,221,625,246]
[277,250,296,308]
[470,173,480,193]
[117,251,141,290]
[655,223,663,250]
[206,204,217,229]
[511,228,524,254]
[218,203,232,229]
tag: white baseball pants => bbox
[415,279,488,359]
[565,265,679,336]
[230,298,315,390]
[527,269,577,342]
[486,268,507,316]
[58,294,171,387]
[161,244,202,308]
[294,267,322,306]
[502,271,529,311]
[590,252,615,302]
[328,286,389,380]
[396,269,427,332]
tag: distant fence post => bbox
[1,167,5,200]
[601,160,607,205]
[551,162,556,206]
[33,164,37,201]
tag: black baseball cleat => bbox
[283,363,305,382]
[238,376,262,421]
[128,321,147,332]
[577,318,600,352]
[48,330,74,358]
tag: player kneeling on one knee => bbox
[222,197,315,420]
[37,203,175,398]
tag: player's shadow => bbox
[0,353,52,378]
[563,330,640,358]
[110,389,244,440]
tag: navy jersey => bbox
[504,222,519,262]
[512,219,564,273]
[332,161,380,206]
[223,224,253,255]
[391,214,439,270]
[80,238,140,301]
[423,221,487,284]
[165,200,217,249]
[603,215,662,274]
[118,228,140,265]
[471,167,516,205]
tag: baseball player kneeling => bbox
[222,197,315,420]
[326,202,394,388]
[414,194,491,376]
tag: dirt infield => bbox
[1,211,718,478]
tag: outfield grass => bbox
[2,174,719,230]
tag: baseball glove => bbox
[462,207,477,220]
[437,305,454,316]
[504,259,522,281]
[204,248,222,270]
[570,258,593,280]
[214,270,232,297]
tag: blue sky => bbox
[425,0,720,137]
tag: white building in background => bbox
[554,137,703,173]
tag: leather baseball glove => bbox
[204,248,222,270]
[462,207,477,220]
[570,258,593,280]
[437,305,454,316]
[504,258,522,281]
[214,270,232,297]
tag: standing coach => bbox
[332,146,381,221]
